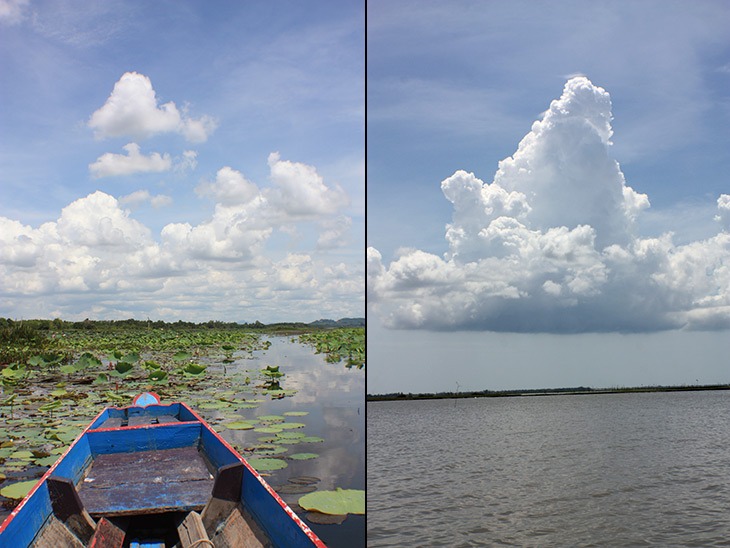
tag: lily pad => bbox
[227,421,255,430]
[298,488,365,515]
[289,453,318,460]
[277,422,306,430]
[283,411,309,416]
[276,431,306,439]
[0,479,37,500]
[299,436,324,443]
[254,427,283,434]
[273,483,317,494]
[247,458,288,471]
[258,415,285,422]
[34,456,58,467]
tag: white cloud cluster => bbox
[1,154,360,321]
[88,72,217,143]
[89,143,171,178]
[368,77,730,333]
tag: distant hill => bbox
[308,318,364,328]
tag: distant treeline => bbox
[0,317,364,332]
[367,384,730,401]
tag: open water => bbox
[367,391,730,547]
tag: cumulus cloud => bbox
[266,152,349,217]
[368,77,730,333]
[0,149,360,321]
[88,72,216,142]
[89,143,171,178]
[715,194,730,231]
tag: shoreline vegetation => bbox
[367,384,730,402]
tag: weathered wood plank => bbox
[30,516,85,548]
[47,476,96,544]
[210,506,268,548]
[88,517,126,548]
[78,447,214,516]
[81,447,211,488]
[98,417,123,429]
[127,415,155,426]
[177,511,210,548]
[201,462,244,536]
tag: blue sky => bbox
[1,0,364,323]
[367,0,730,393]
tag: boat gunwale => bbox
[0,400,327,548]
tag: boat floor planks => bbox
[78,447,214,517]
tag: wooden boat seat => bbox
[77,447,214,517]
[96,414,180,429]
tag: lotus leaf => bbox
[148,370,168,382]
[59,365,76,375]
[226,421,255,430]
[120,352,141,364]
[172,351,192,362]
[299,436,324,443]
[50,389,67,397]
[0,479,37,500]
[289,453,318,460]
[258,415,285,422]
[184,364,206,376]
[276,432,306,439]
[110,362,134,377]
[298,488,365,515]
[247,458,288,471]
[93,373,108,384]
[277,422,306,430]
[254,427,283,433]
[283,411,308,416]
[34,456,58,466]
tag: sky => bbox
[0,0,364,324]
[367,0,730,394]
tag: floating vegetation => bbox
[248,458,288,471]
[299,328,364,369]
[0,326,352,528]
[298,488,365,516]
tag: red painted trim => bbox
[182,403,328,548]
[0,399,328,548]
[0,405,106,534]
[87,420,201,433]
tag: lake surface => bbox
[368,391,730,547]
[206,336,365,548]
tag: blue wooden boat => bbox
[0,393,327,548]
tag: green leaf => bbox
[299,436,324,443]
[258,415,285,422]
[34,456,58,466]
[93,373,108,384]
[247,458,288,471]
[183,363,206,376]
[227,421,255,430]
[148,370,168,382]
[0,479,37,500]
[59,365,76,375]
[289,453,318,460]
[50,388,68,397]
[283,411,309,416]
[110,362,134,377]
[172,351,192,362]
[254,426,283,433]
[120,352,141,364]
[298,488,365,515]
[276,431,306,439]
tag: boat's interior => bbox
[29,404,272,548]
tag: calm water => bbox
[227,336,365,548]
[368,391,730,547]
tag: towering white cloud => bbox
[368,77,730,333]
[88,72,216,142]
